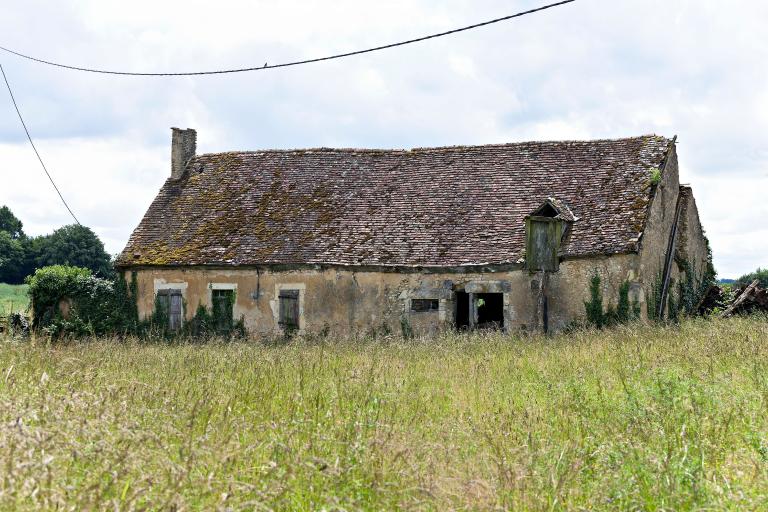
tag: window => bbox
[212,289,234,334]
[278,289,300,333]
[156,289,183,331]
[411,299,439,312]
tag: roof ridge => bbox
[193,134,671,159]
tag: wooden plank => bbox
[279,292,300,331]
[721,279,760,318]
[169,293,183,331]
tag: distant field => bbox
[0,283,28,316]
[1,317,768,510]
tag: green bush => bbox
[25,265,247,341]
[26,265,91,328]
[585,272,605,328]
[138,298,246,341]
[26,265,138,338]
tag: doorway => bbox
[476,293,504,330]
[454,291,504,331]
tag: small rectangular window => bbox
[156,289,183,331]
[279,289,300,332]
[212,289,234,334]
[411,299,439,312]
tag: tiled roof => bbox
[117,135,673,267]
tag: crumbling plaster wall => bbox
[675,189,710,287]
[636,145,681,319]
[547,254,641,330]
[128,253,645,336]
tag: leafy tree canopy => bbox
[735,267,768,289]
[34,224,114,279]
[0,205,25,239]
[0,206,115,284]
[0,231,25,283]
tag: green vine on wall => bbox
[584,271,639,329]
[27,265,246,340]
[139,296,245,340]
[649,241,717,324]
[646,268,665,321]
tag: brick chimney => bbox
[171,127,196,180]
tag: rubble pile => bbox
[720,280,768,317]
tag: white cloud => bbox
[0,138,166,254]
[0,0,766,277]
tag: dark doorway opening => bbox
[455,291,469,330]
[476,293,504,330]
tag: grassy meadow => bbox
[0,283,28,316]
[1,317,768,510]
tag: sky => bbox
[1,0,766,278]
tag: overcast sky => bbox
[1,0,766,278]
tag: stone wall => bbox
[636,144,681,319]
[676,187,711,287]
[128,253,644,336]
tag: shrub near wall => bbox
[26,265,137,337]
[26,265,243,340]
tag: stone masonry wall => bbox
[636,145,681,319]
[128,253,644,337]
[675,188,710,288]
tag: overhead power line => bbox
[0,63,81,225]
[0,0,575,77]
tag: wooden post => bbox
[468,293,477,329]
[535,271,550,334]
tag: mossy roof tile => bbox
[118,135,673,267]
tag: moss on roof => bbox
[118,135,674,267]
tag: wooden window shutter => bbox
[526,217,563,272]
[278,290,300,332]
[212,289,234,334]
[155,289,183,330]
[169,291,183,331]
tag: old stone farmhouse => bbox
[116,128,711,335]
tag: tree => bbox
[33,224,114,278]
[0,231,26,283]
[736,267,768,289]
[0,205,25,239]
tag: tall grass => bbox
[1,317,767,510]
[0,283,28,316]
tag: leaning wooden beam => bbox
[721,279,760,318]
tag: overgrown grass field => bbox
[0,283,28,316]
[1,317,767,510]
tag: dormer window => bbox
[525,198,577,272]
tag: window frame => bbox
[525,216,564,272]
[156,288,184,331]
[410,298,440,312]
[211,288,235,334]
[278,289,301,333]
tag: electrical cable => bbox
[0,1,575,77]
[0,63,81,225]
